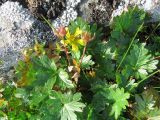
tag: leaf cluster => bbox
[0,7,160,120]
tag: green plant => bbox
[132,88,160,120]
[0,7,160,120]
[91,83,130,119]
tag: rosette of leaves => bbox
[0,6,160,120]
[0,54,85,119]
[16,55,74,90]
[0,84,85,119]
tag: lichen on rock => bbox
[52,0,81,28]
[27,0,66,19]
[0,1,34,70]
[0,1,55,80]
[112,0,160,22]
[79,0,121,25]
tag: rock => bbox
[1,0,67,20]
[27,0,66,20]
[79,0,121,25]
[0,1,34,71]
[0,0,7,5]
[52,0,81,28]
[112,0,160,22]
[0,1,55,80]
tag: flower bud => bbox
[57,26,67,38]
[82,32,92,44]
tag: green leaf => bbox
[107,88,130,119]
[16,55,57,88]
[0,60,3,65]
[49,91,85,120]
[71,50,81,60]
[110,6,146,54]
[111,7,145,36]
[29,87,48,107]
[91,82,110,114]
[133,88,160,119]
[116,73,138,92]
[72,93,82,101]
[58,69,74,88]
[42,92,62,119]
[61,101,86,120]
[14,88,28,99]
[97,59,115,80]
[69,17,90,34]
[44,76,57,91]
[33,55,57,72]
[90,23,97,33]
[93,42,116,79]
[124,43,159,79]
[147,30,160,56]
[91,83,130,119]
[81,55,94,69]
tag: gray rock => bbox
[79,0,98,22]
[111,0,160,22]
[78,0,121,25]
[0,1,34,70]
[0,1,54,80]
[52,0,81,28]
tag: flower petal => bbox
[72,44,79,52]
[77,39,85,46]
[74,28,82,36]
[65,28,70,38]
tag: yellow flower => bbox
[61,27,85,52]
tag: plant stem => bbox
[82,70,89,81]
[64,46,71,66]
[116,23,144,72]
[145,22,160,42]
[154,56,160,60]
[41,15,56,32]
[129,70,160,92]
[137,69,160,86]
[80,44,87,66]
